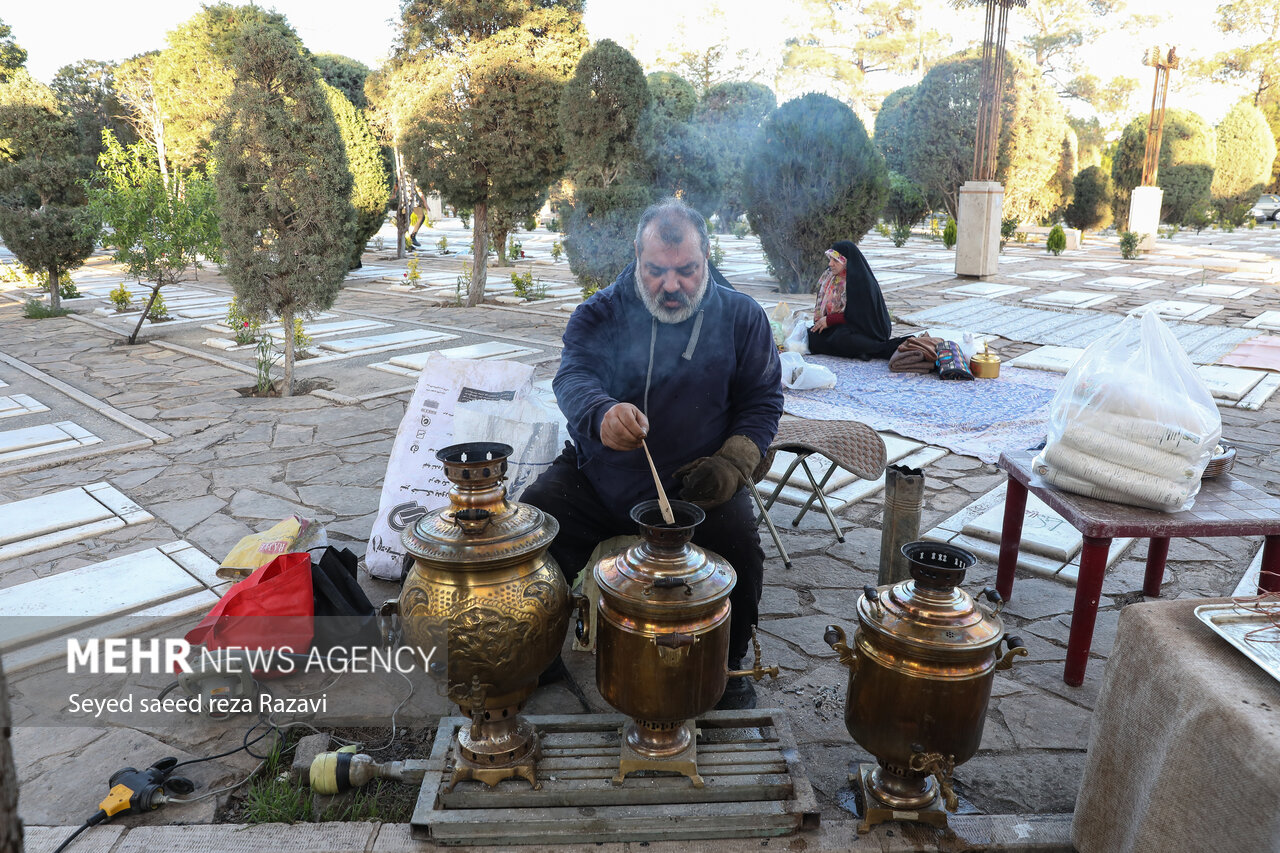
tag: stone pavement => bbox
[2,217,1279,852]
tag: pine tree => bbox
[322,82,390,270]
[1211,101,1277,225]
[694,81,776,227]
[214,22,355,396]
[399,2,585,306]
[0,70,98,312]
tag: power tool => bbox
[98,757,195,819]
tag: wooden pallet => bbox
[411,708,820,846]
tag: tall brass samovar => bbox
[399,442,569,791]
[581,499,776,786]
[824,542,1027,832]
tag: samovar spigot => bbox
[909,749,958,812]
[824,624,857,670]
[463,674,488,740]
[726,627,780,682]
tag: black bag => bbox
[937,340,975,381]
[311,547,380,652]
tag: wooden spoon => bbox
[641,439,676,525]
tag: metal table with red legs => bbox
[995,449,1280,686]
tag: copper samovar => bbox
[824,541,1027,832]
[398,442,569,790]
[581,499,776,786]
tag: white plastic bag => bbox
[779,351,837,390]
[784,318,810,354]
[1032,311,1221,512]
[453,396,563,500]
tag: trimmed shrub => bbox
[942,216,957,249]
[1046,225,1066,255]
[1064,165,1113,233]
[322,83,390,271]
[1119,230,1141,259]
[744,93,888,293]
[563,183,653,292]
[883,171,930,229]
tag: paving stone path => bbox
[1,218,1278,850]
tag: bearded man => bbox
[522,197,783,709]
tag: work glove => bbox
[675,435,762,510]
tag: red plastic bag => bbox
[186,552,314,656]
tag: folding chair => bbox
[749,420,887,569]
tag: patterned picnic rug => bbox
[782,354,1062,464]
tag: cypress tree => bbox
[0,70,97,312]
[1064,165,1113,234]
[558,39,651,290]
[322,82,390,270]
[694,80,776,227]
[1211,101,1277,225]
[744,92,888,294]
[214,22,355,396]
[1110,108,1217,225]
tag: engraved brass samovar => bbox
[824,541,1027,832]
[398,442,569,791]
[581,499,776,786]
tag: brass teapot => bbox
[398,442,569,790]
[825,541,1026,831]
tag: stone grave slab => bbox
[1244,311,1280,331]
[996,256,1033,264]
[3,588,220,672]
[1023,291,1117,309]
[962,492,1081,562]
[1219,271,1280,283]
[0,393,49,420]
[944,282,1028,298]
[0,421,102,464]
[372,341,541,377]
[1010,270,1084,282]
[0,378,7,388]
[1131,300,1221,322]
[821,445,949,510]
[1007,345,1083,373]
[159,539,223,587]
[0,543,211,653]
[1195,365,1266,401]
[1177,283,1258,300]
[1136,265,1198,276]
[1236,372,1280,411]
[909,251,954,260]
[923,328,999,348]
[905,262,957,273]
[0,482,152,564]
[317,329,458,354]
[268,319,390,340]
[1068,261,1125,270]
[1082,276,1161,290]
[875,272,926,285]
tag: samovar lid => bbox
[401,442,558,566]
[858,542,1003,654]
[595,500,736,610]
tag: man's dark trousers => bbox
[521,447,765,667]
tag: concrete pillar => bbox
[955,181,1003,278]
[1127,186,1163,251]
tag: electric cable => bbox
[51,812,105,853]
[156,680,180,701]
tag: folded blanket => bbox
[889,349,935,373]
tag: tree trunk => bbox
[281,306,295,397]
[394,149,408,260]
[155,114,170,191]
[0,657,23,853]
[47,265,60,312]
[492,225,510,266]
[130,284,162,345]
[467,200,489,307]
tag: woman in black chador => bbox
[807,239,909,360]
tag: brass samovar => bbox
[398,442,569,790]
[824,542,1027,832]
[581,499,776,786]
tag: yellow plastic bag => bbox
[216,515,326,580]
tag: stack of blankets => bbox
[1033,404,1220,512]
[889,335,944,374]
